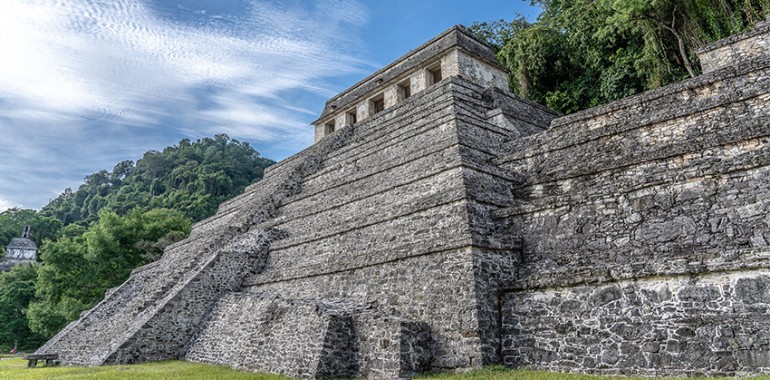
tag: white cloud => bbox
[0,197,19,213]
[0,0,370,126]
[0,0,372,209]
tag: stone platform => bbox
[34,18,770,379]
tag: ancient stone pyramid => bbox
[37,19,770,378]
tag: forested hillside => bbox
[41,134,274,225]
[0,135,273,350]
[472,0,769,114]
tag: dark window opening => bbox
[398,80,411,101]
[346,110,357,125]
[371,94,385,114]
[427,65,442,85]
[324,121,335,135]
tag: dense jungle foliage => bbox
[0,135,273,350]
[41,134,274,225]
[471,0,770,114]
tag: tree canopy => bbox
[472,0,770,113]
[0,134,273,348]
[0,264,46,350]
[41,134,274,225]
[28,208,191,338]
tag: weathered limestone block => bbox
[502,272,770,376]
[697,15,770,73]
[186,293,356,379]
[186,293,433,379]
[355,315,433,379]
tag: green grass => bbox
[0,358,289,380]
[1,359,767,380]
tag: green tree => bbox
[0,209,63,252]
[0,264,47,350]
[41,135,274,224]
[28,209,191,338]
[475,0,770,113]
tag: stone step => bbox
[306,83,456,181]
[499,58,769,160]
[494,61,770,183]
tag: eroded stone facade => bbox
[503,272,770,376]
[35,19,770,379]
[1,226,38,271]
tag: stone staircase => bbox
[34,125,355,365]
[35,75,557,375]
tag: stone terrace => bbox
[34,17,770,379]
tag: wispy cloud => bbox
[0,197,19,213]
[0,0,372,210]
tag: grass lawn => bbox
[0,357,288,380]
[1,359,767,380]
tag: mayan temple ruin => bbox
[35,17,770,378]
[1,226,38,271]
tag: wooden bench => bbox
[23,353,59,368]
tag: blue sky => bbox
[0,0,540,211]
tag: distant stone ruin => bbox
[1,226,38,271]
[35,17,770,378]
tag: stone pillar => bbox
[384,85,399,109]
[411,70,428,94]
[314,124,325,143]
[441,50,461,78]
[335,113,347,128]
[356,101,371,122]
[343,110,357,126]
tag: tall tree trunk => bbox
[672,29,696,77]
[650,8,697,78]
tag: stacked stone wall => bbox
[502,271,770,376]
[493,28,770,375]
[244,80,486,369]
[248,248,478,370]
[187,292,433,379]
[186,293,354,379]
[494,55,770,290]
